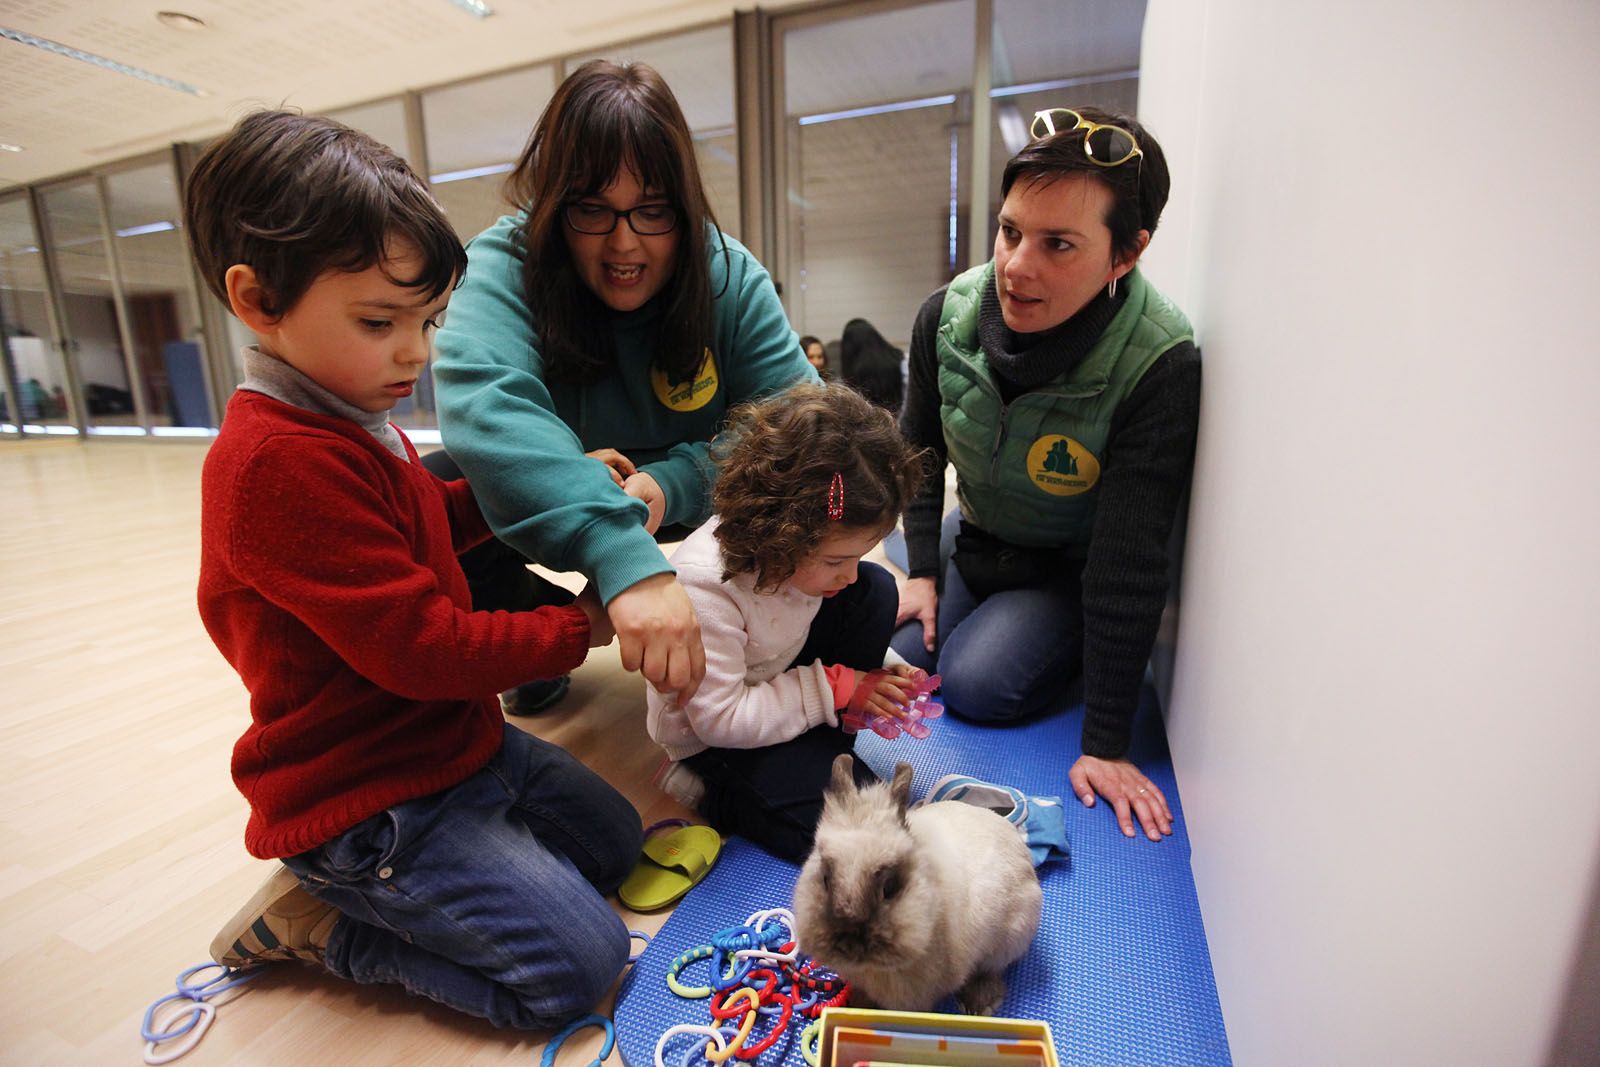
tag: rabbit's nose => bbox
[834,923,873,955]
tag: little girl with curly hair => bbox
[645,382,927,862]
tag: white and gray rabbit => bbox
[792,754,1042,1015]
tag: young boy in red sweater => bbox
[186,110,642,1030]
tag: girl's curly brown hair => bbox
[713,382,927,591]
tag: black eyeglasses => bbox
[1030,108,1143,168]
[562,201,679,236]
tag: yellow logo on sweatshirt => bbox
[651,349,718,412]
[1026,434,1100,496]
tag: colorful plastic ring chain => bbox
[703,988,758,1064]
[655,1024,728,1067]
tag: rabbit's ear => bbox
[890,763,914,813]
[829,753,857,796]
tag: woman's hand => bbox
[608,572,705,703]
[1068,755,1174,842]
[574,585,615,647]
[895,576,939,653]
[585,448,638,487]
[622,471,666,535]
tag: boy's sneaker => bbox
[500,674,571,716]
[210,865,339,968]
[653,759,707,809]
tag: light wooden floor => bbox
[0,438,719,1066]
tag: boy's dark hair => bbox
[506,59,721,385]
[184,110,466,318]
[712,382,926,592]
[1001,105,1170,265]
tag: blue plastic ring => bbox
[540,1013,615,1067]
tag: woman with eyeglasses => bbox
[892,106,1201,845]
[427,60,816,713]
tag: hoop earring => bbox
[1108,275,1118,299]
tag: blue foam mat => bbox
[615,688,1231,1067]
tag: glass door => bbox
[104,159,216,432]
[1,193,74,435]
[775,0,977,354]
[36,178,143,434]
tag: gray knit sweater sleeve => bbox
[898,288,952,578]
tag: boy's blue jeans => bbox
[891,510,1085,722]
[282,724,642,1030]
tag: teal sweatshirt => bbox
[432,215,816,605]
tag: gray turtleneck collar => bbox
[978,279,1126,396]
[237,346,408,461]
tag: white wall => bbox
[1138,2,1600,1064]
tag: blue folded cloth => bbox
[925,774,1070,867]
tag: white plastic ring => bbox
[654,1023,727,1067]
[143,1000,216,1065]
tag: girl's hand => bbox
[585,447,637,487]
[622,471,666,535]
[852,667,917,721]
[608,572,705,703]
[1068,755,1174,842]
[895,576,939,652]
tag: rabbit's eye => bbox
[881,869,903,900]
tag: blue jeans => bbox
[282,724,642,1029]
[891,510,1084,723]
[686,560,896,863]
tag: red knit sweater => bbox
[199,392,591,858]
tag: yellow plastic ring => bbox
[704,987,758,1064]
[666,944,715,999]
[800,1019,822,1067]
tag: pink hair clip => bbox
[827,472,844,521]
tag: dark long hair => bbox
[505,59,719,384]
[838,318,905,413]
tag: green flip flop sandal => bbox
[618,822,723,912]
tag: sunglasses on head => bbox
[1029,108,1143,168]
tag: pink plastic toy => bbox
[840,668,943,740]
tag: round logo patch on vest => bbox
[651,349,718,412]
[1026,434,1101,496]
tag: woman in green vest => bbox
[892,106,1201,844]
[425,61,816,713]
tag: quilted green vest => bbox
[937,262,1193,549]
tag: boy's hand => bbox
[575,586,615,647]
[585,448,637,487]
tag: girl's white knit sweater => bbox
[645,517,839,761]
